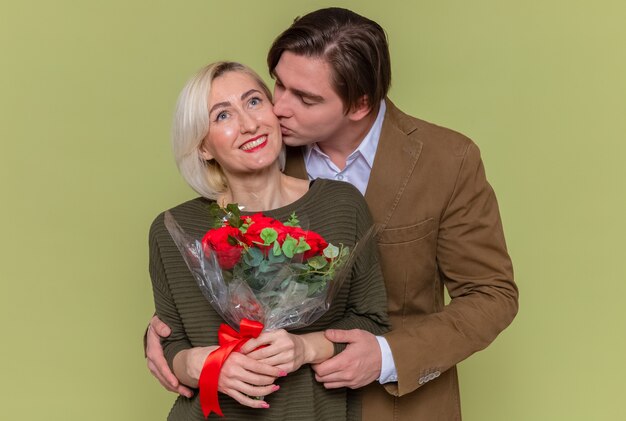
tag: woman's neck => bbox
[220,168,308,212]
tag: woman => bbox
[149,61,389,420]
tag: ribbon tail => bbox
[198,320,265,418]
[198,344,236,418]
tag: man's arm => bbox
[381,141,518,396]
[314,142,518,393]
[145,315,193,397]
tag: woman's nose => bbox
[239,110,259,133]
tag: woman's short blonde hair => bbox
[172,61,281,199]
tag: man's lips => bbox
[240,135,268,152]
[280,125,295,136]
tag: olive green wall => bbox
[1,1,624,419]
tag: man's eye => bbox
[299,96,313,106]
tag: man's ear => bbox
[347,95,373,122]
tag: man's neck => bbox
[316,110,378,170]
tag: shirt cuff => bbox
[375,335,398,384]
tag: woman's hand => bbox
[241,330,333,374]
[173,347,285,409]
[218,352,285,409]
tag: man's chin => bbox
[282,135,313,147]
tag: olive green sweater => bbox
[149,179,389,420]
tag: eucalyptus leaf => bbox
[323,244,339,259]
[272,240,282,256]
[244,247,264,267]
[294,237,312,254]
[258,260,272,273]
[307,256,328,269]
[260,228,278,245]
[282,235,297,258]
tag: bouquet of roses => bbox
[164,203,365,417]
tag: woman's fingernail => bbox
[261,402,270,409]
[279,370,288,377]
[272,385,280,391]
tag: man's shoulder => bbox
[384,100,476,157]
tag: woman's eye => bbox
[216,111,228,121]
[249,97,262,107]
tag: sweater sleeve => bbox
[325,189,391,354]
[148,213,192,369]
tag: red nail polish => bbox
[279,370,288,377]
[272,385,280,391]
[261,402,270,409]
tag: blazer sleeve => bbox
[383,142,519,396]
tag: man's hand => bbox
[146,315,193,398]
[311,329,381,389]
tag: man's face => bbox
[272,51,353,147]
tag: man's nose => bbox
[272,92,291,118]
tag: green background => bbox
[1,1,624,419]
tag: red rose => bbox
[202,225,244,269]
[284,226,328,260]
[300,230,329,260]
[242,213,283,253]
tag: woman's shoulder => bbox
[308,179,371,219]
[149,197,214,240]
[313,178,363,198]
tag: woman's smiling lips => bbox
[240,135,268,152]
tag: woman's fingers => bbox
[218,353,283,409]
[221,386,273,409]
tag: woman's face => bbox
[200,71,282,177]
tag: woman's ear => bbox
[199,141,214,161]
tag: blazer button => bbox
[434,371,441,377]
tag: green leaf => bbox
[207,203,227,228]
[260,228,278,245]
[243,247,264,267]
[307,281,326,295]
[294,237,312,254]
[258,260,272,273]
[227,235,240,246]
[284,212,300,227]
[282,235,297,258]
[323,244,339,259]
[307,256,328,269]
[272,240,282,257]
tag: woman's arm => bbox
[241,330,334,374]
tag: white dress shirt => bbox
[302,100,398,384]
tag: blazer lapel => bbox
[365,101,423,227]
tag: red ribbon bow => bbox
[199,318,264,418]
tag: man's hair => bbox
[172,61,281,199]
[267,7,391,114]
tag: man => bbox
[146,7,518,420]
